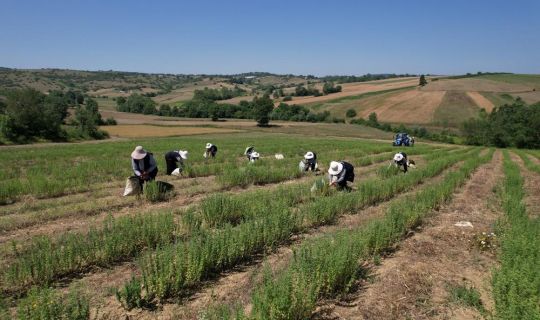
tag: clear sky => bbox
[1,0,539,76]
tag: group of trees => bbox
[294,85,321,97]
[116,95,157,114]
[322,82,342,94]
[0,88,111,143]
[462,100,540,148]
[193,86,246,101]
[115,92,342,126]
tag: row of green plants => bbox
[516,150,540,174]
[3,212,176,294]
[115,148,475,308]
[202,149,493,319]
[492,151,540,319]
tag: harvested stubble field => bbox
[0,132,538,320]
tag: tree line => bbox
[115,93,343,126]
[461,99,540,148]
[0,88,115,144]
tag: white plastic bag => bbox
[123,176,141,196]
[299,161,306,171]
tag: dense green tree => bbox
[323,82,343,94]
[3,88,69,142]
[368,112,379,127]
[419,75,427,86]
[345,109,357,118]
[159,104,171,116]
[252,95,274,126]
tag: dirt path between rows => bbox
[314,151,503,320]
[91,159,461,320]
[511,153,540,219]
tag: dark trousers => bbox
[166,159,178,175]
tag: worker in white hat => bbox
[393,151,411,172]
[165,149,188,175]
[328,160,355,190]
[204,142,218,158]
[131,146,158,186]
[244,146,256,160]
[249,151,260,162]
[301,151,318,172]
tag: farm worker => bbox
[393,152,411,173]
[204,143,218,158]
[302,151,318,171]
[131,146,158,185]
[244,146,255,160]
[249,151,260,162]
[165,150,188,175]
[328,161,355,190]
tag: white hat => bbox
[179,150,188,159]
[328,161,343,175]
[393,153,404,162]
[304,152,314,160]
[251,152,260,158]
[131,146,147,160]
[206,143,212,149]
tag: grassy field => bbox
[434,91,482,126]
[0,128,538,319]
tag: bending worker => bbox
[204,143,218,158]
[165,149,188,175]
[393,151,412,173]
[131,146,158,186]
[301,151,318,171]
[328,160,355,190]
[245,146,256,161]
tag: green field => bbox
[477,73,540,87]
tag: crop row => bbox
[203,149,493,319]
[492,151,540,320]
[515,150,540,174]
[115,148,476,308]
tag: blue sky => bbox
[1,0,539,75]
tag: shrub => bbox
[17,287,90,320]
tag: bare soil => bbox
[511,153,540,218]
[423,78,532,92]
[466,92,495,112]
[313,151,503,320]
[357,88,445,124]
[279,79,419,105]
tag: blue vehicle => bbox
[393,133,411,146]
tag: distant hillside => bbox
[299,74,540,128]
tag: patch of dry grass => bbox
[101,125,241,138]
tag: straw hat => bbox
[328,161,343,175]
[206,143,212,149]
[131,146,147,160]
[393,153,404,162]
[179,150,188,159]
[304,152,314,160]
